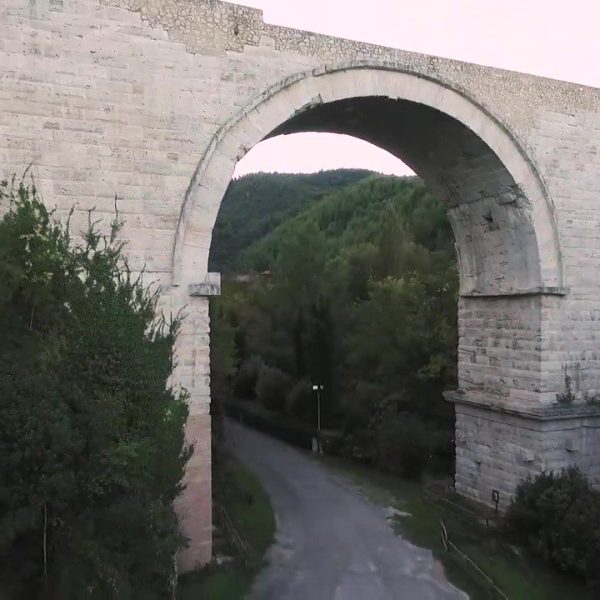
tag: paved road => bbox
[226,421,467,600]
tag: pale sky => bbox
[233,0,600,178]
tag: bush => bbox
[233,356,262,398]
[285,378,313,421]
[224,399,316,449]
[505,467,600,587]
[333,387,379,463]
[428,425,455,474]
[0,179,190,598]
[374,413,433,480]
[255,364,290,412]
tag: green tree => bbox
[213,173,459,471]
[0,178,190,599]
[210,169,374,272]
[209,295,239,457]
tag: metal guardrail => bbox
[440,520,509,600]
[217,504,249,567]
[423,480,499,528]
[421,481,509,599]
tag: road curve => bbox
[225,421,467,600]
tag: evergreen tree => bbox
[0,178,191,599]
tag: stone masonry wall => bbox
[458,295,546,409]
[455,402,600,509]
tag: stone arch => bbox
[172,62,564,296]
[172,62,569,570]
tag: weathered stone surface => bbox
[189,272,221,297]
[174,413,212,569]
[3,0,600,571]
[450,395,600,508]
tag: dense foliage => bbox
[211,173,458,478]
[209,169,373,273]
[505,467,600,589]
[0,179,190,599]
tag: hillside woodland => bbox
[210,170,373,273]
[210,172,459,477]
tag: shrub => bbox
[224,399,315,449]
[505,467,600,587]
[255,364,290,412]
[374,413,433,480]
[428,424,455,474]
[285,378,313,421]
[233,356,262,398]
[0,179,190,598]
[332,387,379,463]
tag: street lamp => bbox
[312,384,324,453]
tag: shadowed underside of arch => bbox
[173,63,564,299]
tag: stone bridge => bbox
[3,0,600,572]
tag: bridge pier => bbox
[175,413,212,571]
[172,276,222,572]
[449,291,600,510]
[448,394,600,510]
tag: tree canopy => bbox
[210,172,459,478]
[209,169,374,272]
[0,178,190,599]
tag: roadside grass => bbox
[177,456,276,600]
[319,455,589,600]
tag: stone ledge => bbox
[444,389,600,421]
[460,286,569,299]
[189,273,221,297]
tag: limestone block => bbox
[189,273,221,297]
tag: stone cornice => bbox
[189,273,221,297]
[444,390,600,421]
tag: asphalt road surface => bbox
[226,421,467,600]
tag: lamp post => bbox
[312,383,324,453]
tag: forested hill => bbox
[240,174,455,273]
[209,169,374,272]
